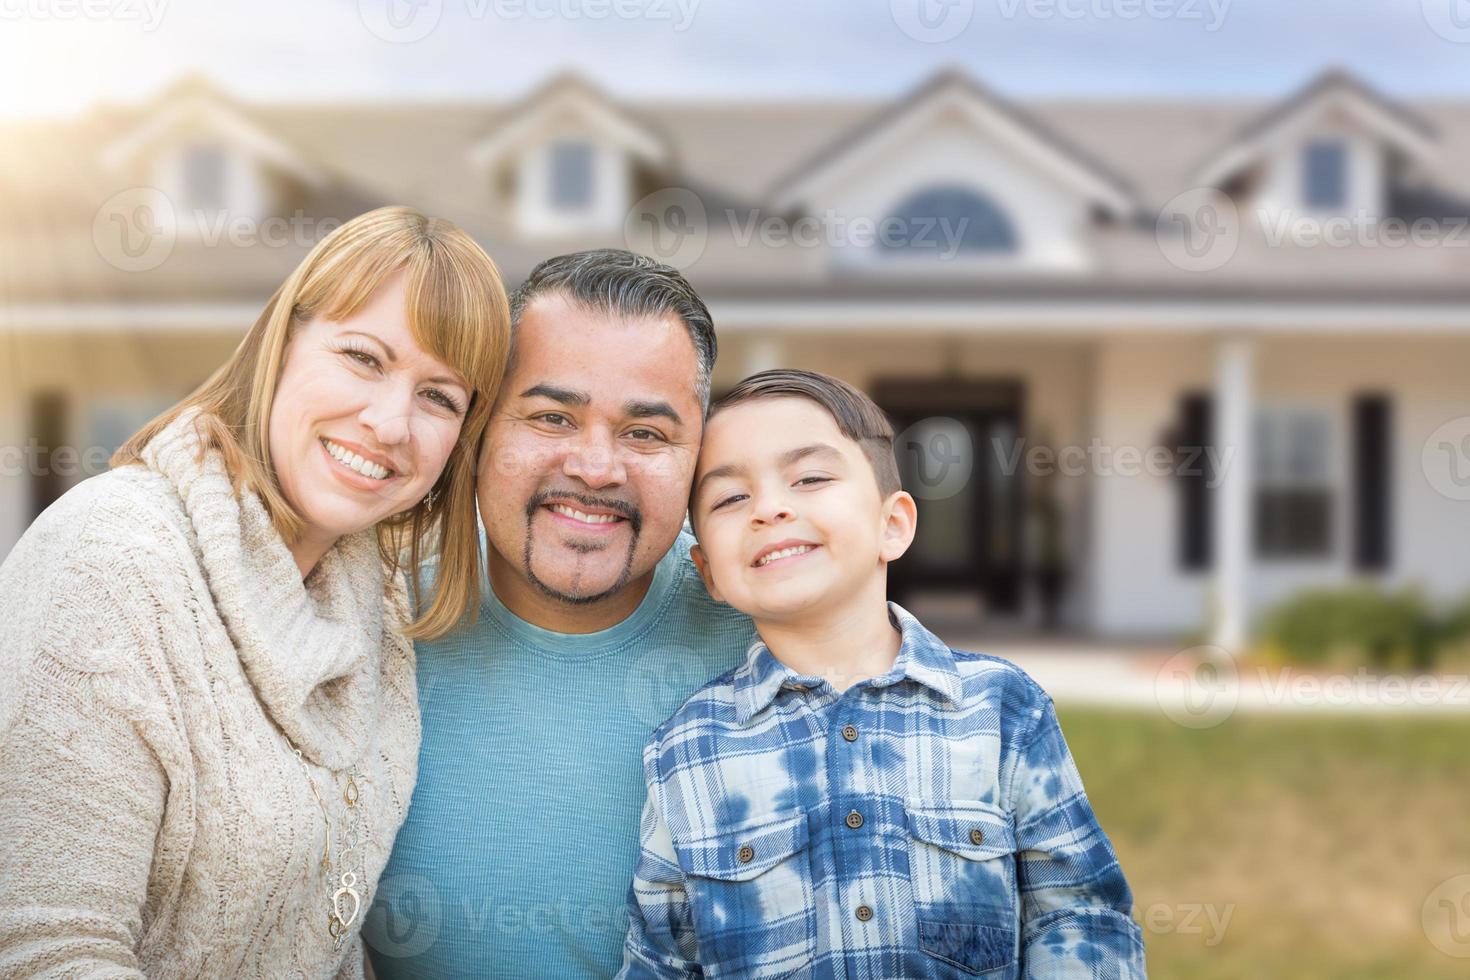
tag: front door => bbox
[875,379,1026,615]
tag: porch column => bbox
[1212,335,1255,654]
[0,377,25,564]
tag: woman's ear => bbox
[689,543,725,603]
[878,490,918,565]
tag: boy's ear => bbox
[878,490,918,565]
[689,543,725,603]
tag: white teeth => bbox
[757,545,815,566]
[323,439,391,480]
[549,503,621,525]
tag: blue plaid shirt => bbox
[616,602,1146,979]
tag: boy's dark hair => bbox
[508,249,718,411]
[708,369,903,499]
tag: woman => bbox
[0,206,509,977]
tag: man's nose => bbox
[561,428,627,489]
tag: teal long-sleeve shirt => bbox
[365,531,755,979]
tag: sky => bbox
[2,0,1469,120]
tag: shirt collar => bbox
[731,601,964,725]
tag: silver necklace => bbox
[289,743,366,950]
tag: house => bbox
[3,67,1469,650]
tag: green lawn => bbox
[1057,708,1470,979]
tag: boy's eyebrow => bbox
[694,442,844,504]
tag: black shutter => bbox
[1352,393,1392,572]
[1178,392,1214,571]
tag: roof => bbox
[4,68,1470,308]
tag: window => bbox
[881,185,1017,255]
[549,140,594,210]
[181,143,227,213]
[1302,140,1347,210]
[1254,406,1333,559]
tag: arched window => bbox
[881,184,1018,254]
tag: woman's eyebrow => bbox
[342,329,465,388]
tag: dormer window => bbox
[1302,139,1348,210]
[549,140,594,211]
[881,184,1018,255]
[181,142,228,214]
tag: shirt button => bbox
[855,904,874,922]
[845,810,864,830]
[737,845,754,864]
[970,828,985,845]
[841,725,859,742]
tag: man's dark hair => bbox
[707,369,903,499]
[508,249,717,410]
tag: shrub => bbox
[1258,586,1447,671]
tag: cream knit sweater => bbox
[0,411,421,978]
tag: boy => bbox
[616,369,1146,979]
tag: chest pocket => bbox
[673,809,816,979]
[905,799,1020,977]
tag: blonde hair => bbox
[114,206,510,641]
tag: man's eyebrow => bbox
[518,383,590,406]
[624,399,684,427]
[693,443,844,505]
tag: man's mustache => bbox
[524,487,643,533]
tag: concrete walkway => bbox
[937,629,1470,719]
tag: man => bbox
[365,250,755,979]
